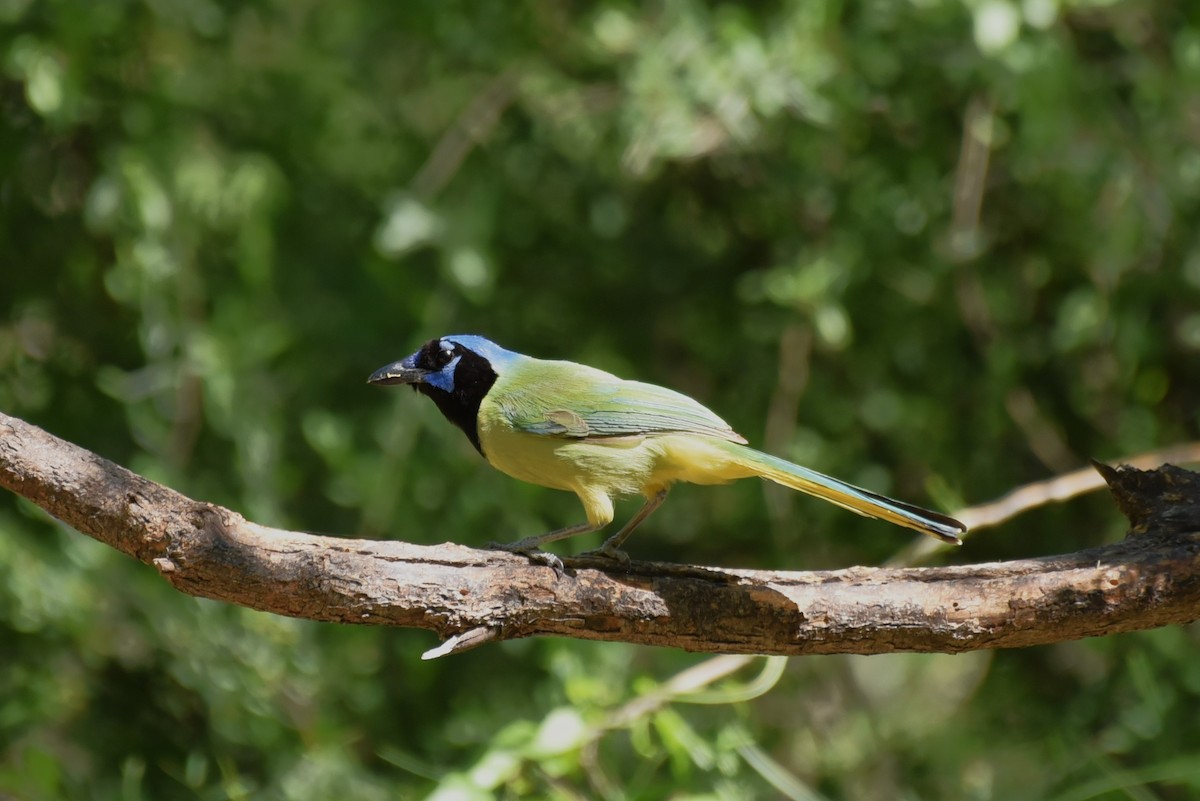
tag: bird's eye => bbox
[434,342,457,367]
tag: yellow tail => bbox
[723,442,965,544]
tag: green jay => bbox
[369,335,965,565]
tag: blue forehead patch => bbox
[441,335,522,368]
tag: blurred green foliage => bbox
[3,0,1200,798]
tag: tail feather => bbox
[729,445,965,544]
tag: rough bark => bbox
[2,411,1198,657]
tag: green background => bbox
[3,1,1200,798]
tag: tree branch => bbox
[2,411,1198,658]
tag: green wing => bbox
[494,359,748,444]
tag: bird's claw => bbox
[578,543,632,566]
[487,541,566,575]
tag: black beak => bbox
[367,360,426,386]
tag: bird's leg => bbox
[490,523,599,572]
[585,488,669,564]
[497,522,599,551]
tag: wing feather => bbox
[494,360,747,444]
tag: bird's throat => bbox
[417,351,497,455]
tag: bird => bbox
[368,334,965,566]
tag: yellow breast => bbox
[476,416,648,494]
[478,402,754,499]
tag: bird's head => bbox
[368,335,520,453]
[367,335,518,392]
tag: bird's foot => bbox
[487,540,565,575]
[577,542,632,567]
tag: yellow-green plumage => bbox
[369,335,965,562]
[477,358,747,527]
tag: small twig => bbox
[411,70,521,200]
[422,626,500,660]
[763,325,812,539]
[949,94,994,259]
[604,655,758,729]
[1003,386,1078,474]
